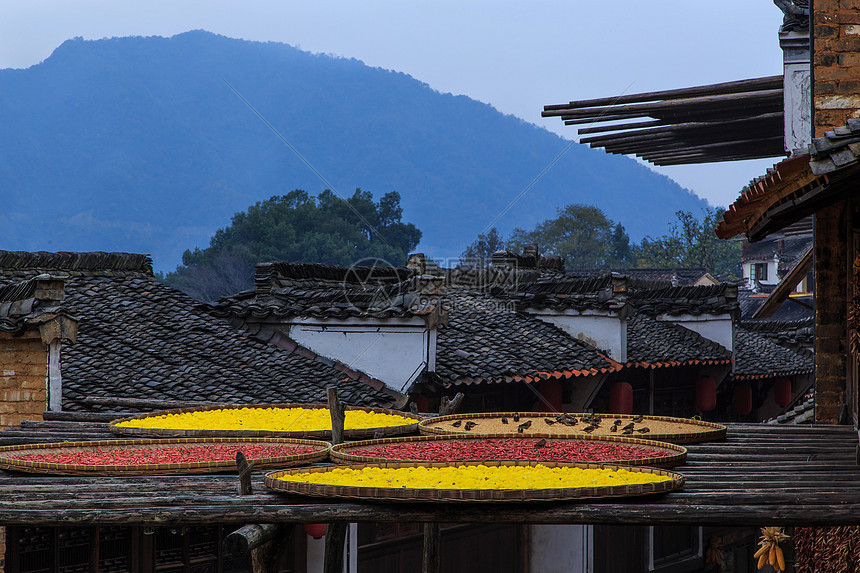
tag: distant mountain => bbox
[0,31,709,272]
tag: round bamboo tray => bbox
[330,433,687,468]
[264,460,685,503]
[108,403,421,439]
[418,412,726,445]
[0,437,331,476]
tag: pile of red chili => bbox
[10,444,319,466]
[347,438,667,463]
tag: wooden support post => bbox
[328,388,345,446]
[422,523,441,573]
[230,452,291,572]
[237,451,253,495]
[325,388,349,572]
[324,523,348,573]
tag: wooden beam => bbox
[544,75,782,111]
[543,89,782,119]
[752,246,814,319]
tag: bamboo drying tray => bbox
[0,437,331,476]
[419,413,726,445]
[330,433,687,468]
[264,460,685,503]
[108,403,421,439]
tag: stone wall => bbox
[0,331,47,428]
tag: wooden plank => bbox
[544,89,782,120]
[543,76,782,111]
[42,411,136,423]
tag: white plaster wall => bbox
[743,260,779,286]
[529,525,592,573]
[658,314,733,352]
[528,311,626,363]
[288,318,430,393]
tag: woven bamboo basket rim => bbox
[418,412,726,444]
[264,460,685,503]
[107,402,421,439]
[0,437,331,476]
[330,433,687,468]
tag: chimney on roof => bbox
[407,253,426,275]
[491,251,518,270]
[33,274,66,304]
[522,244,540,269]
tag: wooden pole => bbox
[237,451,253,496]
[422,523,441,573]
[327,388,345,446]
[230,451,291,572]
[324,523,348,573]
[325,388,348,573]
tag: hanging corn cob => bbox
[754,526,789,571]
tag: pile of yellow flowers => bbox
[277,464,673,490]
[114,407,415,432]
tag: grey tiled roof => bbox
[738,289,813,321]
[567,267,711,287]
[628,283,739,317]
[0,251,393,410]
[217,261,432,320]
[626,315,731,367]
[809,118,860,175]
[433,291,617,386]
[504,274,631,312]
[0,276,76,335]
[733,328,814,380]
[741,236,812,266]
[741,318,814,348]
[766,395,815,425]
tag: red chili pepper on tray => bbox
[11,444,318,465]
[349,439,666,463]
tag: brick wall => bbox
[0,331,47,428]
[814,0,860,137]
[812,1,860,423]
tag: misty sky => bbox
[0,1,787,208]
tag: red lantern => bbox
[609,382,633,414]
[538,380,563,412]
[304,523,327,539]
[696,377,717,412]
[774,377,792,407]
[733,384,752,415]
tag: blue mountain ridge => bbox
[0,30,710,272]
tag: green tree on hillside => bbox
[634,208,740,278]
[460,228,505,266]
[162,189,422,301]
[506,204,632,269]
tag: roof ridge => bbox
[0,251,153,275]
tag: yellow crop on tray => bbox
[113,407,414,432]
[276,464,672,490]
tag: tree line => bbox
[161,192,738,302]
[462,204,739,278]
